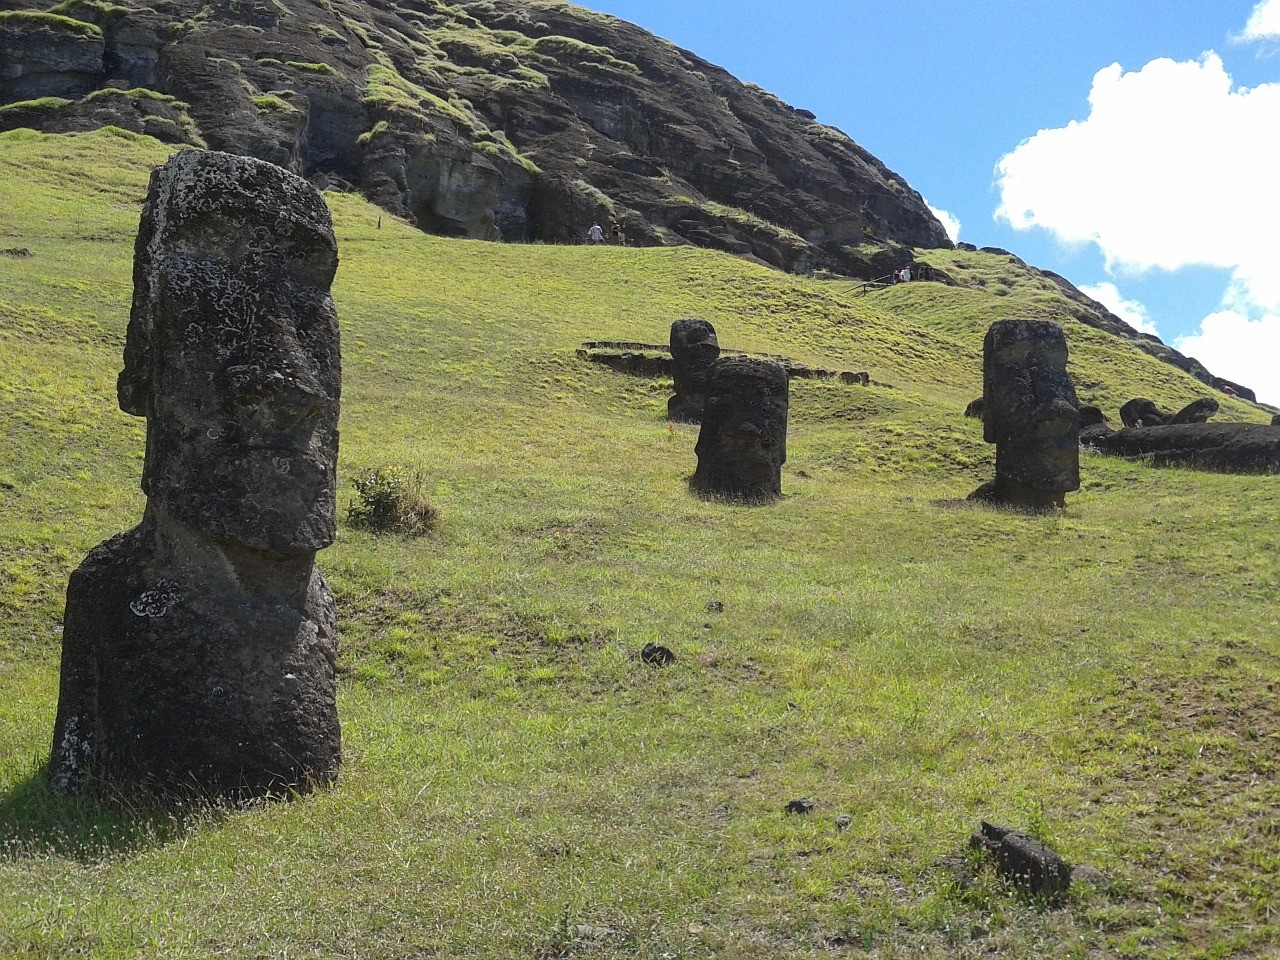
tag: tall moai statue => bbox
[970,318,1080,511]
[50,150,343,799]
[668,318,721,423]
[691,357,789,503]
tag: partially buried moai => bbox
[691,357,788,503]
[970,318,1080,511]
[668,318,720,422]
[50,150,343,799]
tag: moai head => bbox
[118,150,341,554]
[692,356,788,503]
[982,319,1080,502]
[668,318,720,422]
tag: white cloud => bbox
[925,200,961,243]
[995,52,1280,405]
[1241,0,1280,40]
[1079,282,1159,336]
[1175,310,1280,405]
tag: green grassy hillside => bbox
[1,128,1277,959]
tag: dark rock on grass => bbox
[1120,397,1170,428]
[1077,403,1106,428]
[1089,423,1280,474]
[964,396,984,420]
[785,798,814,815]
[1,246,33,258]
[970,821,1071,901]
[50,150,342,801]
[640,643,676,667]
[705,600,724,613]
[969,319,1080,512]
[835,814,852,831]
[692,357,789,504]
[668,318,720,423]
[1170,397,1219,424]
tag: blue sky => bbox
[583,1,1280,404]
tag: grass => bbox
[0,9,102,35]
[0,128,1277,959]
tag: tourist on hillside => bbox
[587,223,605,244]
[610,223,624,245]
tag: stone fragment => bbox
[1071,864,1108,888]
[50,150,342,800]
[641,643,676,666]
[1120,397,1169,428]
[968,319,1080,511]
[1273,414,1280,427]
[1170,398,1219,424]
[964,396,984,420]
[691,357,788,503]
[705,600,724,613]
[835,814,852,831]
[785,798,814,815]
[970,821,1071,901]
[668,318,720,423]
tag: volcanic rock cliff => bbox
[0,0,951,276]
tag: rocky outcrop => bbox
[51,150,343,799]
[0,0,949,273]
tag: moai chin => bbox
[668,318,720,423]
[50,150,343,799]
[970,318,1080,511]
[691,356,788,503]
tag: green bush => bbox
[347,466,439,536]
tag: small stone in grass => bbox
[641,643,676,666]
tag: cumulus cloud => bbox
[1079,282,1159,336]
[1241,0,1280,40]
[995,51,1280,405]
[1175,310,1280,404]
[924,200,961,243]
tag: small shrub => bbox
[347,466,438,536]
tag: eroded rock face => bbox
[969,319,1080,511]
[0,14,105,101]
[50,150,342,799]
[668,318,720,423]
[1088,423,1280,474]
[692,357,788,503]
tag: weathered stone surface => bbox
[667,318,720,423]
[969,319,1080,511]
[0,87,204,145]
[1170,397,1219,424]
[1120,397,1170,428]
[50,149,342,799]
[0,13,105,102]
[692,357,788,503]
[1088,423,1280,474]
[970,821,1072,901]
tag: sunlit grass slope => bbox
[1,128,1277,959]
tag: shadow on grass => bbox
[0,762,227,863]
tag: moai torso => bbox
[691,356,788,503]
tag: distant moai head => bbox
[668,318,720,423]
[692,356,788,503]
[980,318,1080,506]
[118,150,341,553]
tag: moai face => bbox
[118,151,341,553]
[983,319,1080,494]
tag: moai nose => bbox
[256,371,325,430]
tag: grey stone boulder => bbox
[970,821,1071,901]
